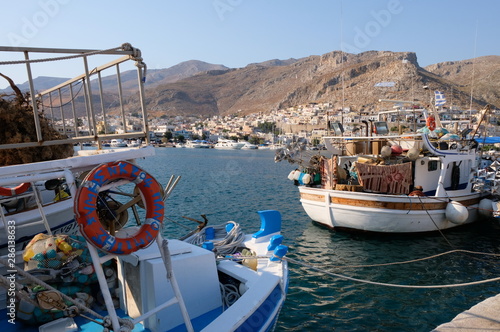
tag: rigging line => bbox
[418,195,456,249]
[40,80,85,109]
[284,256,500,289]
[469,19,478,114]
[225,249,500,269]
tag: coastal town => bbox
[51,101,500,148]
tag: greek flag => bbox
[435,91,446,106]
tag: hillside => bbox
[1,52,497,118]
[144,50,494,117]
[424,56,500,109]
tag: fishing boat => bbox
[213,139,245,150]
[276,113,493,233]
[0,44,288,331]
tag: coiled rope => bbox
[184,221,245,255]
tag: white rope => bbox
[185,221,245,256]
[219,283,240,309]
[0,43,136,66]
[285,256,500,289]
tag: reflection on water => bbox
[134,148,500,332]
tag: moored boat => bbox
[0,44,288,332]
[276,121,491,233]
[214,139,245,149]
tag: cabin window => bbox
[428,160,440,172]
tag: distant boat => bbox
[241,141,258,149]
[214,139,245,149]
[258,144,271,150]
[185,140,211,148]
[110,139,128,147]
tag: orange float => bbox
[0,183,31,196]
[74,161,164,255]
[426,115,436,131]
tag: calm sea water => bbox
[134,147,500,332]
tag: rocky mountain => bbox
[2,52,497,118]
[143,50,498,117]
[424,56,500,110]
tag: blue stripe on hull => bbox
[235,284,284,332]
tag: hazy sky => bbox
[1,0,499,88]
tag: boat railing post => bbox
[135,59,150,145]
[24,51,43,143]
[116,63,127,134]
[156,233,194,332]
[83,55,98,140]
[58,88,67,135]
[87,245,121,331]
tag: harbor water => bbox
[134,147,500,332]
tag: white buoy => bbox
[478,198,493,218]
[445,202,469,224]
[381,145,392,158]
[293,170,301,181]
[288,170,296,181]
[407,147,420,161]
[302,173,311,184]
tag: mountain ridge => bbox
[1,52,497,117]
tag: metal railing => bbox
[0,43,150,150]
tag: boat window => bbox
[428,160,440,171]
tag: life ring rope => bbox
[0,183,31,196]
[75,161,164,255]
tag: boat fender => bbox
[426,115,436,131]
[0,182,31,196]
[391,145,403,155]
[302,173,311,184]
[478,198,493,218]
[445,202,469,224]
[298,172,305,184]
[288,170,297,181]
[75,160,164,255]
[293,170,301,181]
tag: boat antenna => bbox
[469,20,478,126]
[340,0,345,135]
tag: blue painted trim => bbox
[253,210,282,239]
[235,284,284,332]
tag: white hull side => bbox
[0,199,77,253]
[299,187,480,233]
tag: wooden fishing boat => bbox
[278,126,491,233]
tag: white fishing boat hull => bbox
[299,186,480,233]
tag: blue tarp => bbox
[479,137,500,144]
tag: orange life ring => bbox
[74,161,164,255]
[426,115,436,131]
[0,183,31,196]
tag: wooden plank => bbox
[300,192,480,211]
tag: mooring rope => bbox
[283,256,500,289]
[0,44,134,66]
[221,248,500,289]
